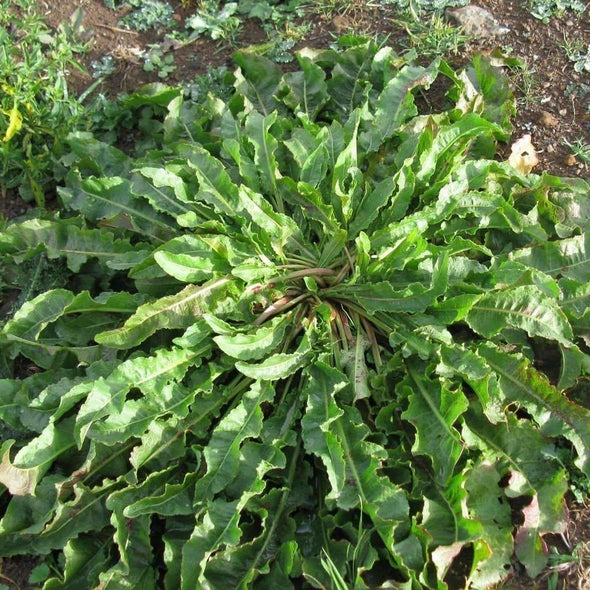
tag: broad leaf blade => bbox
[466,286,574,346]
[95,279,231,349]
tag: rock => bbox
[564,154,577,166]
[538,111,559,128]
[446,5,510,38]
[332,15,352,33]
[547,144,555,153]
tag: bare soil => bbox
[39,0,590,180]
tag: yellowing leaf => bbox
[508,134,538,174]
[2,105,23,142]
[0,441,37,496]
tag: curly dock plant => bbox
[0,44,589,588]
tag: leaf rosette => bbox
[0,45,589,589]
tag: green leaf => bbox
[154,235,230,283]
[233,52,282,115]
[213,315,289,361]
[361,61,439,150]
[348,177,395,238]
[124,471,199,518]
[59,174,177,241]
[244,110,280,199]
[185,144,242,216]
[560,278,590,318]
[3,480,116,555]
[402,361,469,485]
[465,461,513,589]
[331,253,449,313]
[0,218,150,272]
[300,143,330,189]
[131,166,193,218]
[235,333,312,380]
[476,343,590,475]
[282,55,329,120]
[43,535,110,590]
[508,233,590,283]
[29,563,50,584]
[181,497,242,588]
[301,362,410,561]
[193,380,275,503]
[95,279,231,349]
[75,345,208,446]
[0,290,136,368]
[105,482,156,586]
[466,285,574,346]
[331,108,361,222]
[327,45,373,117]
[463,406,568,577]
[88,378,208,446]
[415,113,505,190]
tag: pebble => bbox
[547,144,555,153]
[332,15,352,33]
[564,154,577,166]
[559,108,567,116]
[446,6,510,38]
[538,111,559,127]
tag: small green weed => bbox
[182,66,233,101]
[0,0,88,205]
[526,0,586,22]
[500,52,541,108]
[393,11,468,56]
[559,34,590,73]
[380,0,469,14]
[118,0,176,32]
[308,0,371,17]
[185,1,242,43]
[564,139,590,166]
[143,44,177,78]
[544,540,590,590]
[238,0,309,62]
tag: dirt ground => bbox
[2,0,588,219]
[1,1,590,588]
[40,0,590,177]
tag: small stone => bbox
[559,108,567,116]
[446,6,510,38]
[332,15,352,33]
[538,111,559,127]
[547,144,555,153]
[566,20,574,27]
[564,154,577,166]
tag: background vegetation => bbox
[0,1,589,589]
